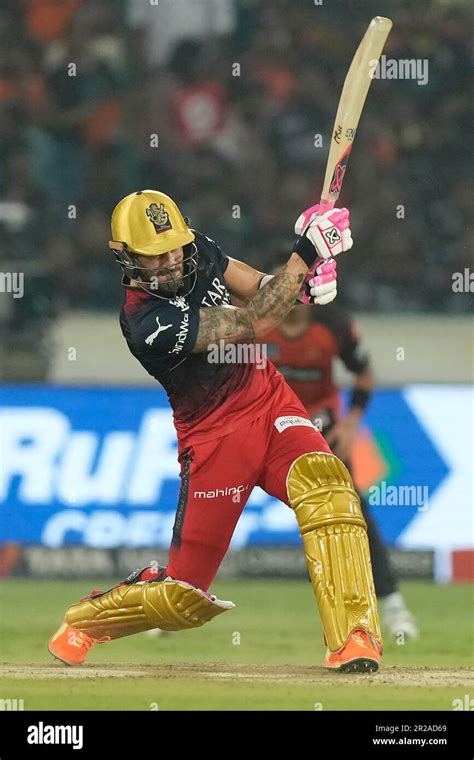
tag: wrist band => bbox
[292,235,317,268]
[350,388,371,411]
[258,274,274,289]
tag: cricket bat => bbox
[320,16,393,212]
[298,17,392,295]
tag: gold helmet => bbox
[108,190,197,298]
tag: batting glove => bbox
[294,204,353,260]
[297,258,337,305]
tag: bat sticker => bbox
[333,125,343,144]
[329,145,352,195]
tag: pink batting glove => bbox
[297,258,337,305]
[294,204,353,260]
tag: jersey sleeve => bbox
[195,231,229,274]
[314,305,370,374]
[126,299,200,369]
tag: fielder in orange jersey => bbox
[264,298,418,639]
[49,191,383,672]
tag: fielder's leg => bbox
[321,416,397,601]
[324,413,419,640]
[351,468,419,639]
[356,489,419,639]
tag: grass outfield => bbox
[0,579,473,710]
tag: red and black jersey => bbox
[120,231,286,446]
[265,306,369,421]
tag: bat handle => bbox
[317,197,335,213]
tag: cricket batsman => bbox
[48,190,383,672]
[263,298,419,639]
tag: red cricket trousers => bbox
[165,385,331,590]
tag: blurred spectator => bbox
[0,0,472,378]
[22,0,81,44]
[127,0,235,69]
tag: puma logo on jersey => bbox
[145,316,172,346]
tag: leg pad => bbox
[287,451,382,651]
[65,579,235,640]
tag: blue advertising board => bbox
[1,384,470,551]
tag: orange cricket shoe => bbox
[48,621,110,666]
[323,629,382,673]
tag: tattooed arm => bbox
[192,252,308,352]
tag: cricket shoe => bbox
[48,621,110,666]
[380,592,419,640]
[323,629,382,673]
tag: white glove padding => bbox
[294,204,353,259]
[297,258,337,305]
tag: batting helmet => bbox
[108,190,197,298]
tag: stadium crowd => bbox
[0,0,471,365]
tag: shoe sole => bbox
[324,657,380,673]
[47,643,77,667]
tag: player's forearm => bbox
[193,253,308,352]
[354,366,374,392]
[193,304,256,351]
[245,254,307,337]
[230,274,273,306]
[224,257,266,302]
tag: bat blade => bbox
[320,16,393,211]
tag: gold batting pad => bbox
[287,452,382,652]
[65,580,235,640]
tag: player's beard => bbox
[142,264,184,296]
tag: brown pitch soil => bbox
[1,662,473,687]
